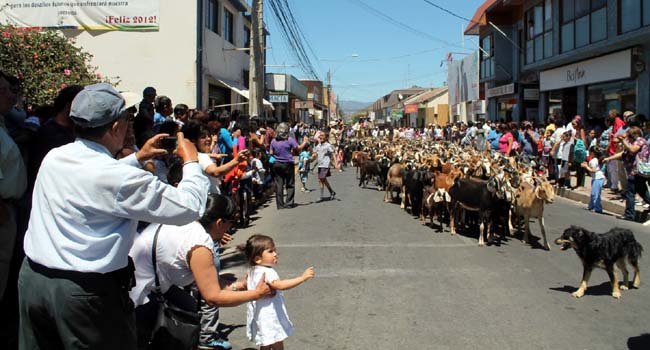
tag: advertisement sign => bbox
[391,110,403,120]
[523,88,540,101]
[486,83,515,99]
[447,51,480,105]
[294,100,313,109]
[540,49,632,91]
[0,1,160,31]
[404,104,418,113]
[269,94,289,103]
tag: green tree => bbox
[0,24,110,108]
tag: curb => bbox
[555,187,648,221]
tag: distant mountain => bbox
[339,100,371,115]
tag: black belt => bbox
[28,258,136,291]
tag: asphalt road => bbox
[220,169,650,350]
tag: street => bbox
[221,169,650,350]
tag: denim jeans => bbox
[624,175,650,219]
[589,178,604,213]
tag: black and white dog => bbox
[555,226,643,299]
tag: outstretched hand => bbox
[301,267,315,281]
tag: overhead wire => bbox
[346,0,471,52]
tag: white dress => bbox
[246,266,293,346]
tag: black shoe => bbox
[330,191,336,200]
[617,215,635,222]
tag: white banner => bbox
[446,51,480,105]
[0,0,160,31]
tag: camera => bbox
[161,136,177,152]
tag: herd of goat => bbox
[348,139,556,249]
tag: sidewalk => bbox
[554,174,649,221]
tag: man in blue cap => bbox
[18,83,209,349]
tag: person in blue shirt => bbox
[487,123,502,151]
[152,95,173,128]
[298,145,312,192]
[18,83,209,349]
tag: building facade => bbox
[467,0,650,128]
[61,0,264,112]
[402,87,450,127]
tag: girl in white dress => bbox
[243,235,315,350]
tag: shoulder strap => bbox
[151,224,164,290]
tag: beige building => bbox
[402,87,449,127]
[62,0,261,111]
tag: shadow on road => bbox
[628,334,650,350]
[549,281,614,297]
[220,250,247,270]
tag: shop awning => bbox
[464,0,499,35]
[217,79,274,110]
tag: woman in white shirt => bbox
[130,194,272,347]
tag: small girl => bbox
[244,235,315,350]
[298,145,312,192]
[581,146,605,214]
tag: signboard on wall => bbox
[486,83,515,99]
[0,1,160,30]
[269,94,289,103]
[523,88,540,101]
[404,104,418,113]
[540,49,632,91]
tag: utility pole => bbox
[327,69,332,126]
[249,0,264,117]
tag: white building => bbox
[61,0,261,111]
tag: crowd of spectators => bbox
[0,72,346,349]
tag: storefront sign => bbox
[486,83,515,99]
[523,89,540,101]
[391,110,403,120]
[540,49,632,91]
[294,100,313,109]
[472,100,486,114]
[404,104,418,113]
[0,0,160,30]
[269,94,288,103]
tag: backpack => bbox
[573,139,587,163]
[636,138,650,177]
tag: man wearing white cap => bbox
[18,83,209,349]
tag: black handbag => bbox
[148,225,201,350]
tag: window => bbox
[480,34,494,79]
[561,0,607,53]
[244,26,251,49]
[224,9,234,44]
[526,0,553,64]
[620,0,650,33]
[206,0,219,34]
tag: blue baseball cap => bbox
[70,83,125,128]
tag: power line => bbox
[346,0,470,52]
[421,0,478,25]
[267,0,321,80]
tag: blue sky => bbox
[264,0,485,102]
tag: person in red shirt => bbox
[606,109,625,192]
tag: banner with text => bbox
[0,1,160,31]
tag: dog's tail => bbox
[624,232,644,264]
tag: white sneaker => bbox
[644,219,650,226]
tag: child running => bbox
[298,145,312,192]
[244,235,315,350]
[581,146,606,214]
[314,132,336,201]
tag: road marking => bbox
[276,241,473,248]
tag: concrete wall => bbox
[63,0,198,107]
[202,0,251,109]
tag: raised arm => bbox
[269,267,314,291]
[189,246,271,306]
